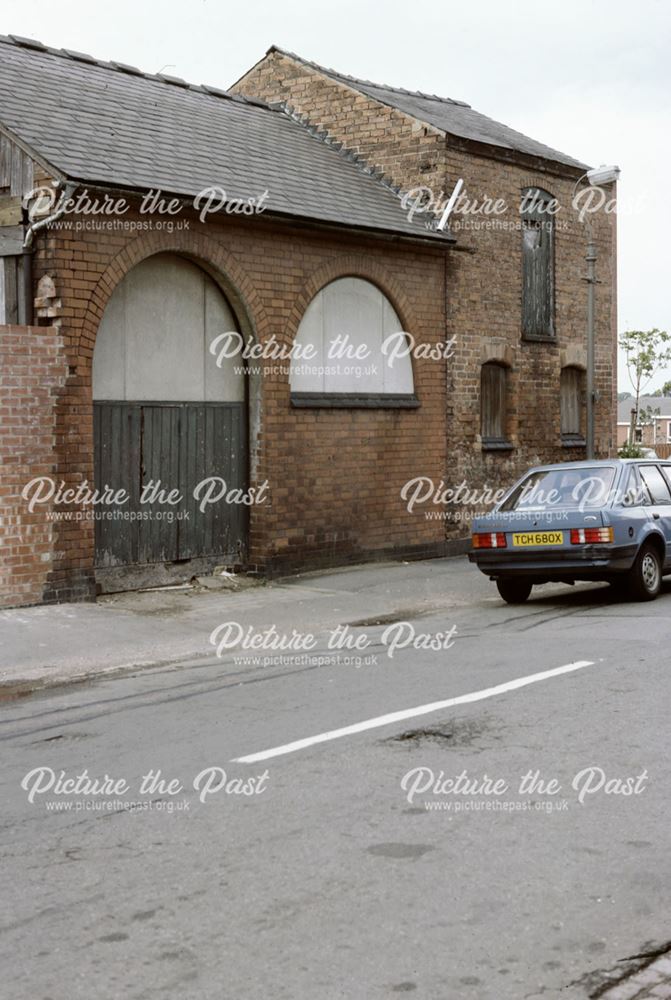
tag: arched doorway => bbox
[92,252,248,586]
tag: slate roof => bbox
[617,396,671,421]
[0,35,450,243]
[264,47,589,171]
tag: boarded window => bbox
[289,277,415,406]
[521,188,554,338]
[560,367,583,439]
[481,362,507,442]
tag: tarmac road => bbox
[1,557,669,1000]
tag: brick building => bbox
[233,48,618,467]
[0,36,617,607]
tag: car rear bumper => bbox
[468,543,638,580]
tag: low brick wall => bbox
[0,324,70,607]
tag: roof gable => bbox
[266,46,589,172]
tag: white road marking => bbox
[232,659,596,763]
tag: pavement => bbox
[1,555,670,1000]
[0,557,489,693]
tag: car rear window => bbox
[499,466,617,512]
[639,465,671,504]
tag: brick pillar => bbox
[0,323,90,607]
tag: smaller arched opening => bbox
[289,277,418,407]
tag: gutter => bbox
[45,179,455,249]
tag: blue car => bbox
[468,459,671,604]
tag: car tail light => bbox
[570,527,614,544]
[472,532,507,549]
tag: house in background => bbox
[617,396,671,448]
[0,36,617,607]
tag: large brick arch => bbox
[80,228,268,362]
[46,228,266,603]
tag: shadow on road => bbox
[526,578,671,608]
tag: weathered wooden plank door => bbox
[93,402,247,568]
[175,403,248,562]
[94,402,143,567]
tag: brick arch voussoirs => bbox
[56,229,267,587]
[285,254,415,344]
[80,228,268,360]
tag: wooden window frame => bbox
[480,361,512,451]
[521,187,555,341]
[560,365,586,447]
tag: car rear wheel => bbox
[627,543,662,601]
[496,578,533,604]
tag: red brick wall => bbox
[234,52,618,536]
[0,324,70,607]
[24,208,449,598]
[1,55,619,603]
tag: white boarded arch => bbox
[93,252,243,402]
[290,277,414,396]
[91,252,249,578]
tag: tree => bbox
[619,328,671,443]
[617,391,632,401]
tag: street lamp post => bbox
[577,164,620,460]
[585,240,597,459]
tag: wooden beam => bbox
[0,257,19,323]
[0,196,22,227]
[0,225,24,256]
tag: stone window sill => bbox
[481,439,514,452]
[290,393,420,410]
[562,436,587,448]
[521,333,557,344]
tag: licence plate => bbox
[512,531,564,547]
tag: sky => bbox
[3,0,670,391]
